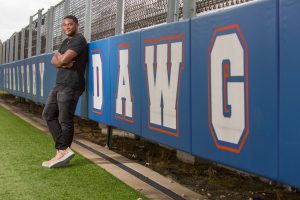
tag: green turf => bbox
[0,105,147,200]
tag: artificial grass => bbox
[0,105,147,200]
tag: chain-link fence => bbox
[91,0,117,41]
[69,0,86,34]
[53,1,65,51]
[124,0,168,33]
[196,0,252,14]
[0,0,253,64]
[24,28,29,59]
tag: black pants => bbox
[42,85,82,150]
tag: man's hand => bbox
[63,61,76,68]
[51,49,78,69]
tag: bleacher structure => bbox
[0,0,252,64]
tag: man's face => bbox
[62,18,78,37]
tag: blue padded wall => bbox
[0,54,56,104]
[0,66,3,90]
[140,20,191,152]
[88,38,111,125]
[279,0,300,189]
[109,31,142,135]
[40,54,57,104]
[1,0,300,188]
[191,0,279,179]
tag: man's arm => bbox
[51,50,78,68]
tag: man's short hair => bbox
[64,15,78,24]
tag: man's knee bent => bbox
[42,105,58,121]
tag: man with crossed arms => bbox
[42,15,88,168]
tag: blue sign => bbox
[191,0,278,179]
[109,31,142,134]
[1,0,300,189]
[279,0,300,189]
[140,20,191,152]
[88,38,111,125]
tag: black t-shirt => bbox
[56,33,88,92]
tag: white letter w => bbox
[145,42,182,130]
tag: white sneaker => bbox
[42,150,75,168]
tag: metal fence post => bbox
[21,28,25,60]
[174,0,180,21]
[0,42,2,64]
[183,0,196,19]
[4,44,6,63]
[6,40,9,63]
[3,41,5,64]
[84,0,92,42]
[115,0,124,35]
[14,33,19,61]
[63,0,70,40]
[106,126,113,149]
[167,0,176,23]
[107,0,125,149]
[36,9,43,55]
[0,40,2,64]
[28,16,33,58]
[79,0,92,120]
[9,36,14,62]
[6,41,9,63]
[64,0,70,16]
[46,7,54,53]
[8,40,10,63]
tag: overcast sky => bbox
[0,0,62,42]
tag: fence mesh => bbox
[24,29,29,59]
[31,20,37,56]
[196,0,253,14]
[53,1,65,51]
[18,32,21,60]
[70,0,86,34]
[41,14,47,54]
[124,0,168,33]
[91,0,117,41]
[12,35,15,60]
[1,0,254,63]
[179,0,183,19]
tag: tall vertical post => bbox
[36,9,43,55]
[63,0,70,40]
[115,0,124,35]
[46,7,54,53]
[0,40,2,64]
[174,0,180,21]
[64,0,70,16]
[108,0,125,149]
[176,0,196,164]
[21,28,25,60]
[28,16,33,58]
[106,126,113,149]
[2,42,6,64]
[183,0,196,19]
[9,37,12,62]
[84,0,92,42]
[167,0,176,23]
[79,0,92,119]
[14,33,19,61]
[9,37,14,62]
[6,41,9,63]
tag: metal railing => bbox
[0,0,253,64]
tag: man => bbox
[42,15,88,168]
